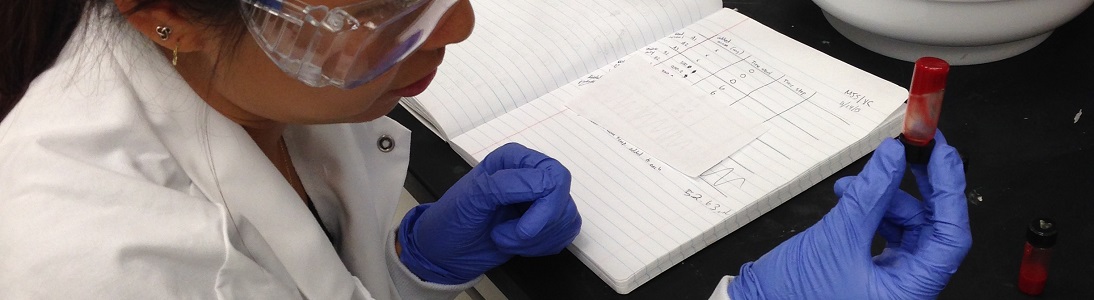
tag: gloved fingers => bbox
[825,139,906,241]
[878,191,926,249]
[924,132,963,189]
[493,199,581,256]
[909,164,934,201]
[490,201,531,228]
[449,168,557,226]
[872,247,908,268]
[477,143,558,173]
[512,162,573,237]
[932,129,950,145]
[833,176,854,196]
[908,130,951,197]
[471,168,557,207]
[835,176,919,248]
[876,222,902,249]
[915,143,972,272]
[516,193,577,245]
[514,192,568,238]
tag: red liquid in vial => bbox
[902,57,949,147]
[1018,243,1052,295]
[1019,218,1056,296]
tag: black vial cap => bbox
[1026,218,1057,248]
[897,134,934,165]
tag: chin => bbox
[348,113,385,123]
[347,106,397,123]
[327,96,402,123]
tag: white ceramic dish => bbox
[813,0,1094,65]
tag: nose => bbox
[418,0,474,51]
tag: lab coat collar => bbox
[98,15,357,299]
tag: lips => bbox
[391,69,438,97]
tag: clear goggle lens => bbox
[240,0,456,89]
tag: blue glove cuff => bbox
[397,204,475,285]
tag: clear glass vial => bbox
[1018,218,1057,296]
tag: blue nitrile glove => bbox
[728,131,972,299]
[398,143,582,284]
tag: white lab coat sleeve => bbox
[385,227,481,299]
[709,275,735,300]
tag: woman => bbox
[1,0,970,299]
[2,0,580,298]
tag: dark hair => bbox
[0,0,246,120]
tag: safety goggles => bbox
[240,0,457,89]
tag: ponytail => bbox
[1,0,89,120]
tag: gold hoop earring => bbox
[172,44,179,66]
[155,25,172,41]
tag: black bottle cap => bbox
[897,134,934,164]
[1026,218,1057,248]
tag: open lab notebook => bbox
[401,0,909,294]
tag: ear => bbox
[114,0,207,53]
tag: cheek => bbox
[215,42,402,123]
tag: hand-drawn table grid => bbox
[635,21,865,199]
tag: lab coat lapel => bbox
[108,22,356,299]
[285,119,411,298]
[201,119,357,299]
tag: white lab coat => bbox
[711,276,733,300]
[0,8,476,300]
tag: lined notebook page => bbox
[450,8,909,294]
[401,0,722,140]
[566,58,769,178]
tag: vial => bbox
[899,57,949,163]
[1018,218,1057,296]
[902,57,949,146]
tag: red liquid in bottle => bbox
[902,57,949,147]
[1018,218,1056,296]
[1018,243,1050,295]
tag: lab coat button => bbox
[377,135,395,152]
